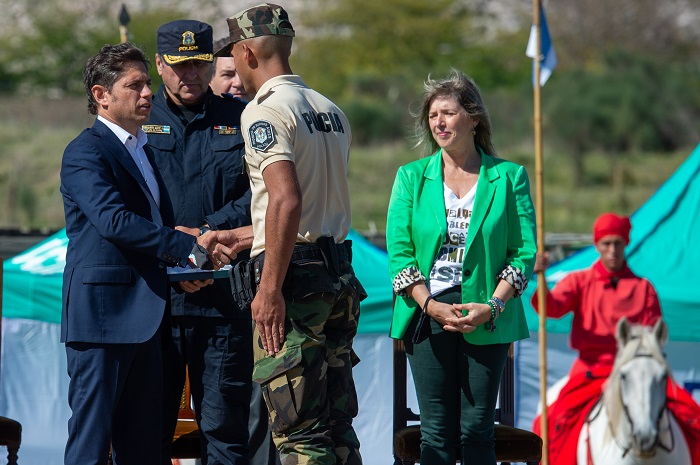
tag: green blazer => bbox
[386,149,537,345]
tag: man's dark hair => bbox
[83,43,150,115]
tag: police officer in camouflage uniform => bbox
[213,4,367,465]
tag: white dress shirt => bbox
[98,115,161,208]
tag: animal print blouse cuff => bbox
[498,265,529,297]
[392,266,426,296]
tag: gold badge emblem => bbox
[182,31,195,46]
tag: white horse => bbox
[576,318,691,465]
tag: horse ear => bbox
[653,318,668,346]
[616,317,631,346]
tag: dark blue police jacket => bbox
[146,85,251,319]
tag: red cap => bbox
[593,213,631,244]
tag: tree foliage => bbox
[0,4,187,97]
[544,50,700,186]
[0,5,115,96]
[0,0,697,157]
[291,0,532,143]
[549,0,700,69]
[547,51,700,152]
[294,0,472,98]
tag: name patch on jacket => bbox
[301,110,345,134]
[249,120,275,151]
[141,125,171,134]
[214,125,239,135]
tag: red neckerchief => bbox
[592,260,635,288]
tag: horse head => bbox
[605,317,670,457]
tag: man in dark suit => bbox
[60,43,214,465]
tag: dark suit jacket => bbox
[60,118,195,344]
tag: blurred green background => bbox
[1,0,698,236]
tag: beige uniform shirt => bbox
[241,75,353,258]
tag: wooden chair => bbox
[107,369,201,465]
[0,258,22,465]
[170,368,202,459]
[0,417,21,465]
[393,339,542,465]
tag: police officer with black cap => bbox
[146,19,256,465]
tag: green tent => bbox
[3,231,66,323]
[0,228,394,465]
[523,143,700,342]
[2,228,394,333]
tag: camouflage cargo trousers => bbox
[252,261,366,465]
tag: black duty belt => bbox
[256,241,351,264]
[289,241,350,263]
[253,238,352,280]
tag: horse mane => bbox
[603,323,670,436]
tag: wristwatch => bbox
[199,225,211,236]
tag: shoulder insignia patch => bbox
[248,120,275,151]
[142,124,171,134]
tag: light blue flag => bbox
[526,4,557,86]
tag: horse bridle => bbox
[615,353,674,457]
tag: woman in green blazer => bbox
[386,70,536,465]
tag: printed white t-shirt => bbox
[428,182,476,295]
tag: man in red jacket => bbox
[532,212,700,465]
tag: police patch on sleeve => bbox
[248,120,276,152]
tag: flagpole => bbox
[532,1,549,464]
[0,258,4,357]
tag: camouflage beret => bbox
[214,3,295,57]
